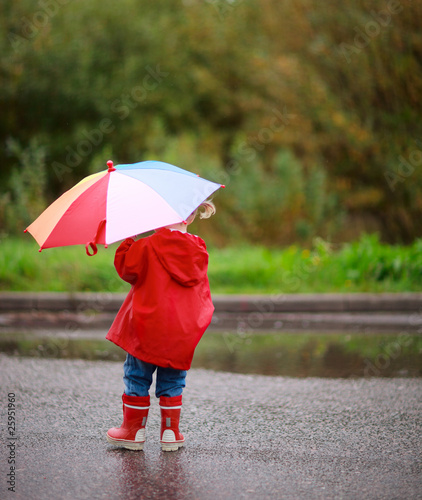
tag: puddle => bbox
[0,331,421,378]
[194,332,422,378]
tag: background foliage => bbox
[1,234,421,293]
[1,0,421,246]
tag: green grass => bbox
[208,235,422,293]
[0,234,421,293]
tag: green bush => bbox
[339,234,422,284]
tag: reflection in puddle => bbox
[109,447,195,499]
[193,332,422,378]
[1,331,421,378]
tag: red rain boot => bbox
[160,395,185,451]
[107,394,150,450]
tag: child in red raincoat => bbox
[106,201,215,451]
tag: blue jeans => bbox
[123,354,187,398]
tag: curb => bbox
[1,292,421,333]
[1,291,422,312]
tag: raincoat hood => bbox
[150,228,209,287]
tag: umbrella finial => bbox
[107,160,116,172]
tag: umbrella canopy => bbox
[25,160,224,255]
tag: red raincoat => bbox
[106,228,214,370]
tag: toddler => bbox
[106,201,215,451]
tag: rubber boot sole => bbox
[106,433,145,451]
[161,441,184,452]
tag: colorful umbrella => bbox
[25,160,224,255]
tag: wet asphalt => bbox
[0,354,421,500]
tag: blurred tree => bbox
[0,0,420,244]
[256,0,422,241]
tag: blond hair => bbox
[187,200,216,223]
